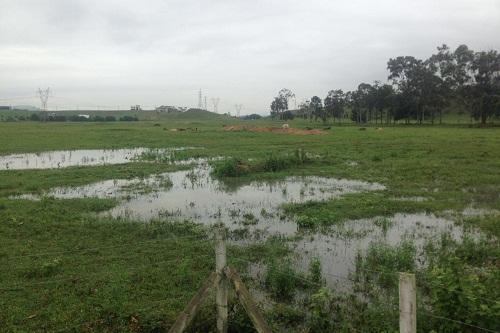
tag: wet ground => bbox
[0,148,191,170]
[9,152,474,287]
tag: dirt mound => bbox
[223,125,324,135]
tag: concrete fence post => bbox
[399,272,416,333]
[215,225,228,333]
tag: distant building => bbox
[155,105,183,113]
[0,106,11,110]
[130,105,142,111]
[78,114,90,119]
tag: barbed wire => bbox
[231,255,499,332]
[420,311,500,333]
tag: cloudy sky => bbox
[1,0,499,114]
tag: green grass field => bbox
[0,119,499,332]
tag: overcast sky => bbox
[1,0,499,114]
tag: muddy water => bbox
[293,213,466,288]
[19,162,385,237]
[0,148,191,170]
[13,158,470,287]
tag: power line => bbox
[234,104,243,117]
[37,87,50,111]
[210,97,220,113]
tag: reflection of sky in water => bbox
[12,159,470,287]
[17,163,385,237]
[0,148,191,170]
[293,213,468,288]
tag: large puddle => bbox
[17,162,385,237]
[0,148,193,170]
[293,213,467,288]
[12,157,471,287]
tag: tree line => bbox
[270,44,500,124]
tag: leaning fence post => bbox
[399,272,416,333]
[215,225,228,333]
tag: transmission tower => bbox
[198,89,203,109]
[210,97,220,113]
[235,104,243,117]
[37,87,51,111]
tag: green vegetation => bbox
[0,119,499,332]
[270,44,500,125]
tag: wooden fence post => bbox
[224,266,272,333]
[215,226,228,333]
[168,272,218,333]
[399,272,416,333]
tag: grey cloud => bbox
[0,0,499,114]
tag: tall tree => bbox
[470,50,500,124]
[310,96,324,121]
[324,89,346,123]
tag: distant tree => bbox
[270,88,295,119]
[350,83,374,123]
[387,56,445,124]
[310,96,325,122]
[278,88,295,109]
[282,110,294,120]
[297,100,311,119]
[429,44,500,124]
[270,97,287,119]
[29,113,40,121]
[324,89,346,123]
[470,50,500,124]
[371,82,394,124]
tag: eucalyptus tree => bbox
[309,96,324,121]
[270,88,295,119]
[324,89,346,123]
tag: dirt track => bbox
[223,125,325,135]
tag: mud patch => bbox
[223,125,325,135]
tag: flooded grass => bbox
[0,121,499,332]
[0,147,199,170]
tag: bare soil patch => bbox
[223,125,325,135]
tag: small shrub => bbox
[309,257,323,284]
[356,240,416,288]
[296,216,319,229]
[119,115,138,121]
[262,154,288,172]
[212,158,249,177]
[265,259,298,299]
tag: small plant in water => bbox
[265,259,299,299]
[309,257,323,284]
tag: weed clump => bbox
[262,149,311,172]
[265,259,299,299]
[355,240,416,288]
[211,158,249,177]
